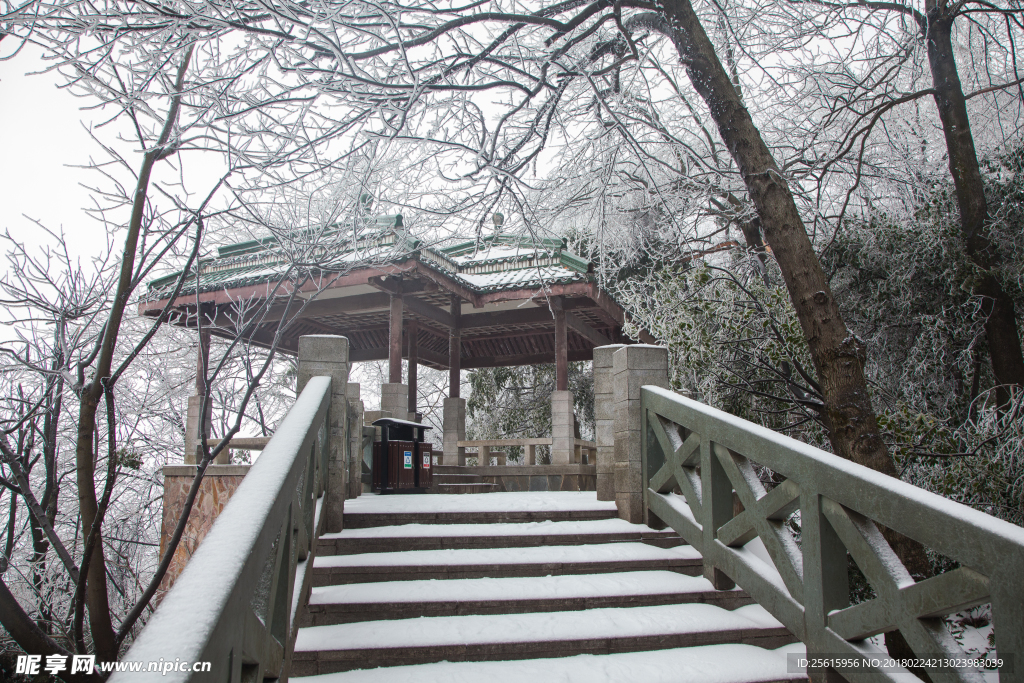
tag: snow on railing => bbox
[640,385,1024,683]
[113,376,334,683]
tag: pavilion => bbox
[140,214,653,474]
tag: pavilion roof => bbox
[142,215,652,367]
[147,216,592,301]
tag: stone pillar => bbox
[364,410,391,436]
[612,345,669,524]
[442,397,466,466]
[550,390,575,464]
[297,335,350,533]
[380,382,409,422]
[347,382,363,499]
[593,345,625,501]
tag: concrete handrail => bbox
[641,384,1024,683]
[114,377,334,683]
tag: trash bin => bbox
[371,417,434,494]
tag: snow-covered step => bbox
[291,603,796,675]
[311,542,703,585]
[290,642,808,683]
[303,571,753,625]
[342,491,617,528]
[318,518,683,554]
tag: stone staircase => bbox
[291,492,806,682]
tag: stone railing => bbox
[638,381,1024,683]
[115,335,351,682]
[206,436,273,451]
[458,438,596,465]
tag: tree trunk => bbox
[656,0,894,474]
[924,12,1024,406]
[74,393,118,661]
[651,0,933,664]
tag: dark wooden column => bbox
[449,296,461,398]
[196,330,211,395]
[553,297,568,391]
[389,293,403,383]
[407,319,418,415]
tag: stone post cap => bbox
[298,335,350,359]
[612,344,669,371]
[593,344,627,366]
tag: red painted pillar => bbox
[408,319,418,415]
[553,298,568,391]
[196,330,211,395]
[389,294,403,384]
[449,296,461,398]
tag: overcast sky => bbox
[0,46,114,259]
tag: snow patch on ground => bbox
[322,517,660,539]
[343,491,617,514]
[294,603,785,651]
[310,570,717,605]
[313,542,701,568]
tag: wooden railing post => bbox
[297,335,350,533]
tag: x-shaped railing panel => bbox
[640,385,1024,683]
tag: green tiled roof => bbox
[147,217,593,300]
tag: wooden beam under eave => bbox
[350,344,448,368]
[411,261,483,308]
[138,262,421,315]
[263,291,391,324]
[476,281,594,306]
[204,325,298,357]
[566,312,612,347]
[403,295,455,328]
[161,291,393,330]
[461,349,593,369]
[461,306,554,330]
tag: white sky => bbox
[0,46,112,259]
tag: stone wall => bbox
[157,464,250,601]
